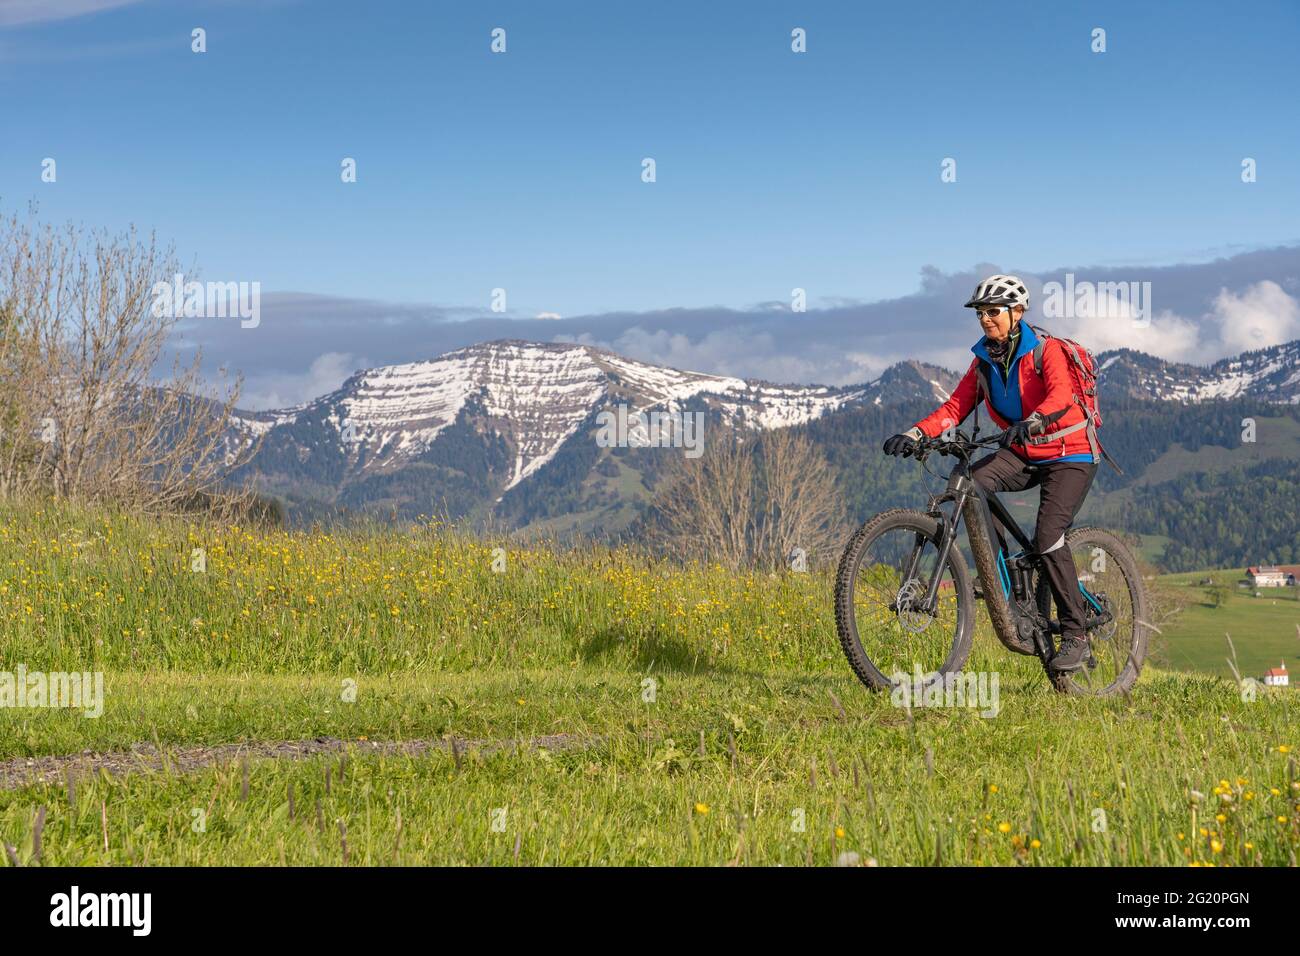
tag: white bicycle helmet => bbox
[964,274,1030,310]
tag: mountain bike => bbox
[833,430,1150,696]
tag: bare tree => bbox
[647,423,756,569]
[644,422,843,570]
[751,427,843,569]
[0,206,255,513]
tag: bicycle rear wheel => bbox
[834,508,975,691]
[1039,527,1149,696]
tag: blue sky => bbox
[2,0,1298,405]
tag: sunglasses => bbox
[974,306,1012,319]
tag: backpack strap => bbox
[1029,324,1050,375]
[1025,404,1123,473]
[974,362,992,403]
[1025,418,1090,443]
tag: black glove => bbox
[999,413,1045,450]
[883,429,922,458]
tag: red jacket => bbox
[914,331,1093,463]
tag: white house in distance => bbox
[1244,566,1295,587]
[1263,663,1289,687]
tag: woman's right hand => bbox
[882,428,923,457]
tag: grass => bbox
[0,503,1297,866]
[1135,534,1172,567]
[1155,569,1300,680]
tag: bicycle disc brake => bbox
[894,579,935,633]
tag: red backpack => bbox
[977,325,1121,473]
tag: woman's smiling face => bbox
[976,305,1021,343]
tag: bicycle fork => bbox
[894,489,966,615]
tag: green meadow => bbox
[0,505,1296,866]
[1156,569,1300,680]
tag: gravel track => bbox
[0,733,598,791]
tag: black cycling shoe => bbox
[1050,635,1091,672]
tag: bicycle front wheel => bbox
[834,508,975,691]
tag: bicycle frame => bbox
[900,433,1108,661]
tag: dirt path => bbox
[0,733,598,792]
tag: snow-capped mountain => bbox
[230,337,1300,527]
[1096,341,1300,404]
[232,340,958,491]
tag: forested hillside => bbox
[1110,458,1300,571]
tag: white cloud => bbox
[1053,307,1202,363]
[1210,281,1300,356]
[240,352,363,410]
[176,251,1300,409]
[929,345,980,375]
[842,351,895,381]
[1039,280,1300,366]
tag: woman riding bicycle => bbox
[881,274,1098,674]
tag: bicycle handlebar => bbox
[913,430,1004,461]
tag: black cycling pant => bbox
[969,450,1098,638]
